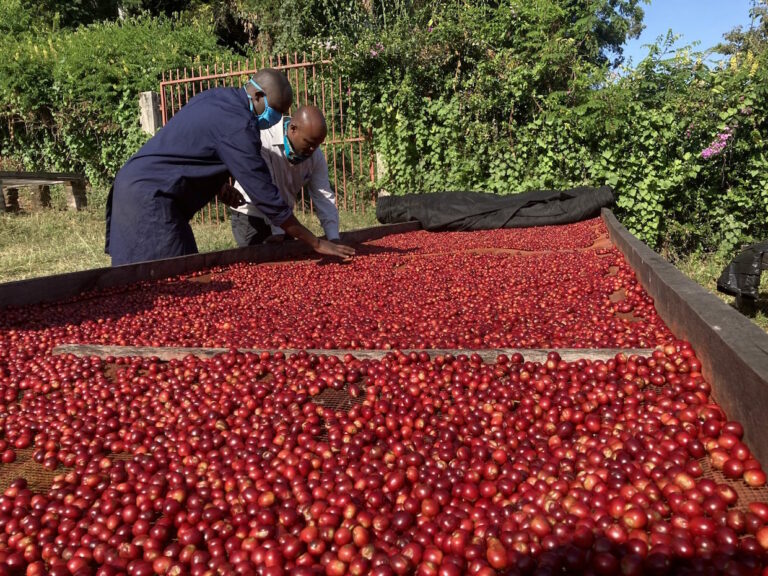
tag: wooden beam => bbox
[0,171,84,183]
[0,222,420,309]
[602,208,768,466]
[52,344,656,363]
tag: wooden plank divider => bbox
[52,344,657,364]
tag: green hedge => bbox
[0,9,234,183]
[1,0,766,255]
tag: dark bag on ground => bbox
[717,241,768,300]
[375,186,615,231]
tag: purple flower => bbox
[428,26,433,32]
[700,127,733,159]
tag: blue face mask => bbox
[245,79,282,129]
[283,118,311,165]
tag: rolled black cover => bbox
[376,186,615,231]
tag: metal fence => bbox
[159,54,375,223]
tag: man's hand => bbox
[265,234,285,244]
[218,183,244,208]
[279,214,354,261]
[315,239,355,261]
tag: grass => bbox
[667,250,768,332]
[0,209,112,280]
[0,186,378,283]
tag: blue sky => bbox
[621,0,757,66]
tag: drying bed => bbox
[1,219,768,574]
[0,219,672,353]
[1,348,768,574]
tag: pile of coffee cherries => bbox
[0,221,671,352]
[0,220,765,575]
[0,345,767,575]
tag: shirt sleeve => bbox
[216,126,293,227]
[307,152,340,240]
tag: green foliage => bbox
[21,0,119,28]
[0,0,34,34]
[1,0,767,256]
[0,10,234,183]
[571,36,768,251]
[718,0,768,55]
[324,0,768,251]
[120,0,194,18]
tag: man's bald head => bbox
[292,106,327,140]
[250,68,293,114]
[286,106,328,157]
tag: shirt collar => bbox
[271,117,288,149]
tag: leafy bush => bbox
[1,0,767,255]
[0,8,233,184]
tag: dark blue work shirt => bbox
[115,87,292,225]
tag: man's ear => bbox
[252,91,268,115]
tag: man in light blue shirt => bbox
[230,106,340,245]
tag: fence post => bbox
[368,128,376,208]
[139,91,163,135]
[0,180,5,213]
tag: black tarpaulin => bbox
[717,241,768,300]
[375,186,615,231]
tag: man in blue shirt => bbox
[106,68,354,266]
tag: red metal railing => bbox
[159,54,375,223]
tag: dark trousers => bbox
[107,183,198,266]
[229,209,272,247]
